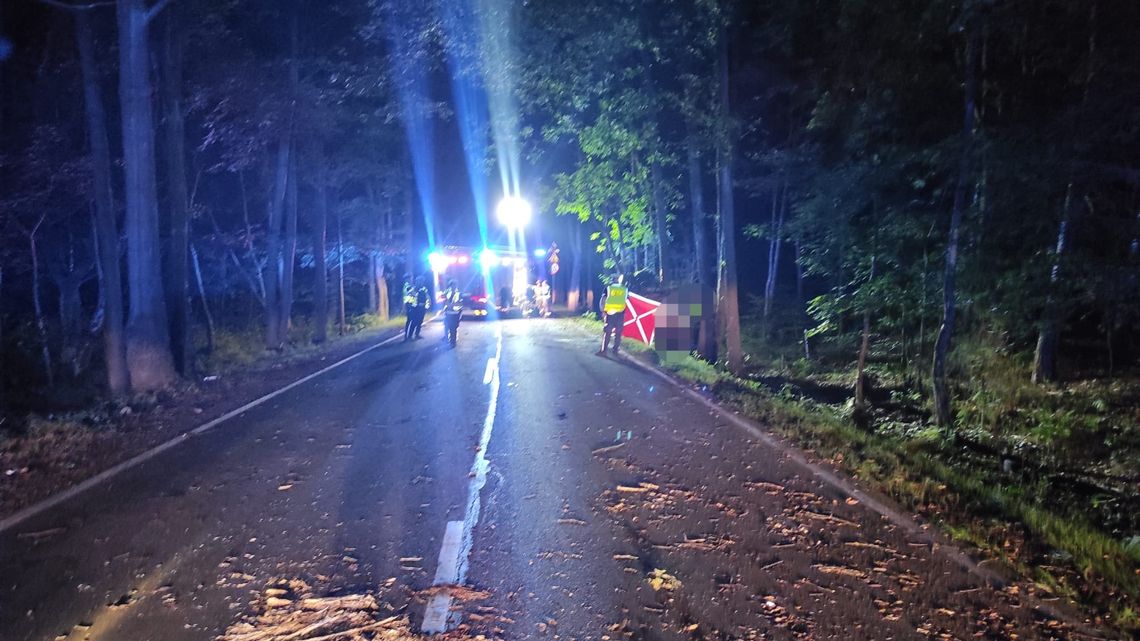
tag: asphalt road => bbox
[0,318,1084,641]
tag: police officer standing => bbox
[598,274,628,355]
[403,274,418,341]
[441,279,462,346]
[409,276,430,340]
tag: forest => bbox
[1,0,1138,631]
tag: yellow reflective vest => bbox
[402,283,417,306]
[603,283,629,314]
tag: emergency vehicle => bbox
[427,246,534,317]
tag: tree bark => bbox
[855,254,877,411]
[160,8,190,375]
[716,29,743,374]
[687,135,716,361]
[932,20,980,427]
[650,159,668,284]
[377,263,389,321]
[336,205,347,336]
[30,223,54,387]
[567,226,582,312]
[312,180,329,344]
[1032,184,1075,384]
[76,11,129,394]
[190,243,215,354]
[117,0,176,390]
[763,182,786,320]
[279,154,298,340]
[264,140,290,350]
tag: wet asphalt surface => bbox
[0,319,1085,641]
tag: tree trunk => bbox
[76,11,129,395]
[651,159,668,284]
[716,30,743,374]
[932,20,980,427]
[117,0,176,391]
[763,183,786,320]
[687,135,716,361]
[313,180,329,344]
[855,254,877,411]
[1032,6,1096,384]
[377,264,389,322]
[279,154,298,341]
[367,253,378,314]
[567,226,583,312]
[29,219,53,387]
[160,9,191,375]
[1032,184,1075,384]
[57,272,84,377]
[337,206,347,336]
[264,140,290,350]
[795,237,810,360]
[190,243,215,355]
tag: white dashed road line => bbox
[422,328,503,634]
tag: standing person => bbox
[598,274,628,355]
[402,274,418,341]
[441,279,462,346]
[537,279,552,317]
[409,276,430,340]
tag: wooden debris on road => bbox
[218,581,418,641]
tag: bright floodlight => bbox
[428,251,447,273]
[496,195,532,228]
[479,249,499,271]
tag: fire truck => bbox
[427,246,534,317]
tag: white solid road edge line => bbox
[0,331,406,535]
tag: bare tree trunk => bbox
[278,8,299,343]
[377,262,389,321]
[160,8,190,375]
[117,0,176,391]
[336,205,346,336]
[651,159,668,284]
[795,237,810,360]
[76,11,129,394]
[1032,184,1074,384]
[932,19,980,427]
[238,172,267,302]
[716,30,743,374]
[1031,5,1096,385]
[279,154,297,341]
[264,140,290,350]
[312,180,329,344]
[567,226,582,312]
[29,218,53,386]
[190,243,215,355]
[763,182,786,320]
[855,254,877,411]
[687,135,716,361]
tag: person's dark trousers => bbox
[404,305,416,340]
[601,312,623,353]
[411,308,426,338]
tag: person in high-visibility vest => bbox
[441,279,463,346]
[598,274,629,355]
[402,275,418,341]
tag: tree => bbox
[75,10,129,394]
[931,7,982,427]
[714,16,743,374]
[160,5,191,374]
[117,0,178,390]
